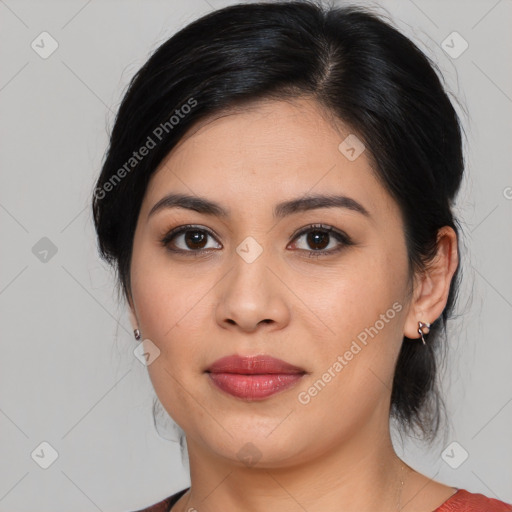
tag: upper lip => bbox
[206,355,306,374]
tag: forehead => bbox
[141,97,398,222]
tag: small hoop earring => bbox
[417,321,431,345]
[134,329,141,340]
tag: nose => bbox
[215,249,291,333]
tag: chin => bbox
[198,426,311,468]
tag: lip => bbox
[206,355,306,401]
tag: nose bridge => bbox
[215,234,289,330]
[229,233,274,298]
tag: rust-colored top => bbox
[131,488,512,511]
[434,489,512,511]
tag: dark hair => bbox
[92,0,464,443]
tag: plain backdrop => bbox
[0,0,511,510]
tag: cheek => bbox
[130,244,212,384]
[301,250,408,403]
[309,248,407,339]
[132,264,208,431]
[130,238,203,341]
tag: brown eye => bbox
[289,224,353,258]
[160,225,221,253]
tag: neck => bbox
[177,423,406,512]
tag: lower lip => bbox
[207,372,305,400]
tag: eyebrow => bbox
[147,192,371,220]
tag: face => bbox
[129,97,414,468]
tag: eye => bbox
[288,224,353,258]
[160,225,221,253]
[160,223,353,258]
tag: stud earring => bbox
[134,329,141,340]
[417,321,431,345]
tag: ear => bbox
[404,226,459,340]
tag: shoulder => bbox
[435,489,512,512]
[129,488,190,512]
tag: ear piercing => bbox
[417,321,431,345]
[135,325,433,344]
[133,322,430,345]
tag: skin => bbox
[128,97,459,511]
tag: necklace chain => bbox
[397,462,407,511]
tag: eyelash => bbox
[159,223,353,259]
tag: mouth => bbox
[205,354,306,401]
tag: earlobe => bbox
[403,226,459,341]
[128,301,139,331]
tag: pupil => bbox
[308,230,329,250]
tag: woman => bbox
[92,1,511,511]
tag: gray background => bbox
[0,0,511,510]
